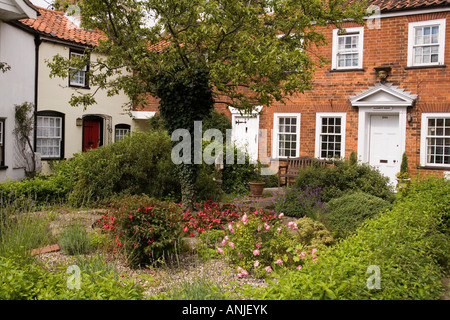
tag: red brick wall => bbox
[136,11,450,178]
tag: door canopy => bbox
[350,83,417,107]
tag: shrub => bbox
[53,130,180,207]
[218,211,324,278]
[0,211,54,261]
[293,217,335,250]
[181,201,243,236]
[166,276,224,300]
[0,255,144,300]
[58,223,91,256]
[251,177,449,300]
[272,186,327,219]
[98,195,184,267]
[0,174,72,207]
[294,159,395,203]
[221,144,259,195]
[323,192,392,239]
[197,229,226,261]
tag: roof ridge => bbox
[33,5,65,15]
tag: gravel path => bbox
[36,250,268,299]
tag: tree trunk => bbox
[177,163,197,212]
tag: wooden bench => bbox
[278,156,327,187]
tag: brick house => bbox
[138,0,450,186]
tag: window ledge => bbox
[418,165,450,171]
[0,166,8,170]
[69,84,90,90]
[405,65,446,70]
[328,68,365,73]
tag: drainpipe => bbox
[33,34,42,153]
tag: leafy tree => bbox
[47,0,367,210]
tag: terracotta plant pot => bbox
[249,181,265,197]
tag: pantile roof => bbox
[19,6,106,46]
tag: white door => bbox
[369,115,401,186]
[232,115,259,161]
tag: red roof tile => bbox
[19,6,106,46]
[356,0,450,12]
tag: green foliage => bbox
[58,223,91,256]
[397,152,410,180]
[323,192,392,239]
[0,174,72,207]
[166,276,224,300]
[197,229,226,261]
[53,130,180,206]
[222,213,301,278]
[99,195,184,267]
[272,186,327,219]
[202,109,232,137]
[294,159,395,203]
[293,217,335,250]
[0,211,54,261]
[252,177,450,300]
[0,255,144,300]
[221,145,258,194]
[349,151,357,165]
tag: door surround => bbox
[350,83,417,185]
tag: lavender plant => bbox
[272,186,327,220]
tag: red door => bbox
[83,120,100,151]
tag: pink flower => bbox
[183,226,188,232]
[265,266,272,273]
[277,227,282,234]
[237,266,243,273]
[313,259,318,263]
[264,223,270,230]
[241,214,248,224]
[221,239,227,246]
[255,242,261,249]
[228,223,235,234]
[278,213,284,219]
[275,259,283,265]
[229,242,235,249]
[224,236,229,241]
[253,249,260,256]
[217,248,224,254]
[238,252,242,258]
[298,251,306,259]
[236,273,243,278]
[242,269,249,276]
[311,248,318,259]
[254,260,260,267]
[288,221,298,230]
[296,265,302,270]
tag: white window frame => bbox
[115,125,130,142]
[332,26,364,70]
[407,19,446,67]
[272,113,301,159]
[420,113,450,168]
[36,116,62,159]
[315,113,346,159]
[69,51,88,87]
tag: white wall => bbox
[0,21,36,182]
